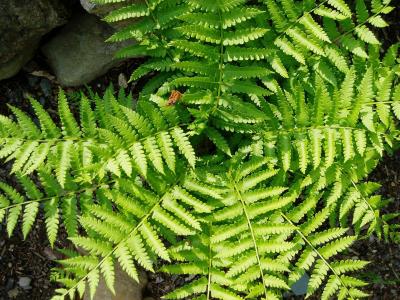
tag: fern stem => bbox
[107,109,400,140]
[206,222,213,300]
[281,212,355,300]
[0,182,110,211]
[2,121,197,179]
[208,8,227,117]
[350,179,378,224]
[364,100,399,105]
[232,180,268,299]
[1,123,193,145]
[143,0,174,61]
[216,9,225,100]
[264,124,400,137]
[0,137,92,143]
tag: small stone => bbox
[39,97,46,106]
[291,273,310,296]
[118,73,128,89]
[40,78,53,97]
[18,277,32,289]
[30,70,56,81]
[5,278,14,290]
[7,288,19,299]
[185,274,196,282]
[27,75,40,87]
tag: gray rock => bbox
[0,0,69,80]
[42,12,129,87]
[84,265,147,300]
[0,46,38,81]
[18,277,32,289]
[290,273,310,296]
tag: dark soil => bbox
[0,220,66,300]
[358,153,400,299]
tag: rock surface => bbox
[0,0,69,80]
[84,265,147,300]
[42,11,128,86]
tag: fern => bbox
[161,153,375,299]
[0,88,196,245]
[265,0,394,73]
[52,170,219,299]
[0,1,399,300]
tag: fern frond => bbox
[2,1,399,300]
[53,172,219,299]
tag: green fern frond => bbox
[52,170,220,299]
[1,1,399,300]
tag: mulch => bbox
[0,219,66,300]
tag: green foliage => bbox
[0,0,399,300]
[0,88,196,245]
